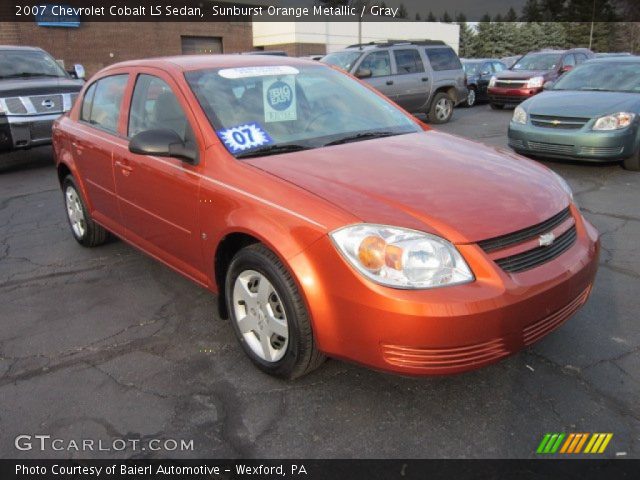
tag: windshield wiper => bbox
[323,131,399,147]
[236,144,312,159]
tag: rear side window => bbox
[359,51,391,77]
[86,75,128,134]
[493,62,506,72]
[393,49,424,74]
[128,74,193,142]
[425,48,462,71]
[80,83,96,122]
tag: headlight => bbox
[551,171,573,201]
[330,224,474,289]
[489,76,497,87]
[512,106,527,124]
[526,76,545,88]
[592,112,635,131]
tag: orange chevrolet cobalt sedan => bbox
[52,56,599,378]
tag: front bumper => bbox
[488,86,542,105]
[508,121,639,161]
[0,113,61,153]
[288,207,599,375]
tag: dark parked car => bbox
[488,48,594,109]
[461,58,507,107]
[321,40,468,124]
[0,45,84,165]
[508,57,640,171]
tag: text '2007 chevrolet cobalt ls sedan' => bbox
[52,55,599,379]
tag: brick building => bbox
[0,21,253,76]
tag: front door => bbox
[357,50,397,101]
[113,71,205,281]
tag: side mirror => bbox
[73,64,85,80]
[129,129,198,164]
[543,81,555,90]
[560,65,573,74]
[355,68,372,79]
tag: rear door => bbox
[476,62,494,95]
[355,50,397,101]
[71,73,129,231]
[391,48,430,111]
[113,69,205,282]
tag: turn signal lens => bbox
[385,244,404,270]
[358,236,386,271]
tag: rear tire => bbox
[62,175,109,247]
[428,92,454,124]
[464,87,476,108]
[225,243,325,379]
[490,103,505,110]
[622,149,640,171]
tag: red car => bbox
[488,48,594,109]
[52,55,599,379]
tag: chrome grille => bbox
[496,80,527,88]
[530,114,590,130]
[28,94,63,113]
[527,141,575,155]
[29,120,54,140]
[478,207,571,252]
[578,145,624,156]
[495,226,577,273]
[4,97,27,114]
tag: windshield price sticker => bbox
[263,76,297,123]
[218,66,299,79]
[217,123,273,154]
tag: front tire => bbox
[225,244,325,379]
[62,175,108,247]
[622,149,640,171]
[490,102,505,110]
[464,87,476,108]
[428,93,454,124]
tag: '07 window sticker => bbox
[216,122,273,154]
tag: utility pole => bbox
[589,0,596,50]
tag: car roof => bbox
[103,54,319,73]
[585,56,640,64]
[461,58,501,62]
[0,45,44,52]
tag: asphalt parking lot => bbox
[1,104,639,459]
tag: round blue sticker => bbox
[266,81,293,111]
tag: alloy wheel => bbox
[435,98,452,121]
[65,186,86,239]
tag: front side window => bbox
[563,54,576,68]
[88,75,128,134]
[425,48,462,71]
[493,62,506,72]
[128,74,193,142]
[359,51,391,77]
[185,64,419,158]
[0,49,68,79]
[393,49,424,74]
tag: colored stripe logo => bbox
[536,433,613,454]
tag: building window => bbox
[181,36,223,55]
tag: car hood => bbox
[498,70,551,80]
[0,77,83,97]
[245,131,569,244]
[523,90,640,118]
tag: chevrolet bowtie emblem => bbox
[539,232,555,247]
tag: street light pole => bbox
[589,0,596,49]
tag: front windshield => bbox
[553,62,640,93]
[512,53,561,71]
[185,64,420,157]
[0,50,68,79]
[320,51,363,71]
[463,62,482,75]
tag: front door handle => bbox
[421,77,429,82]
[115,159,133,176]
[386,80,394,85]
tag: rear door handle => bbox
[421,77,429,82]
[386,80,394,85]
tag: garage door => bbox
[181,36,222,55]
